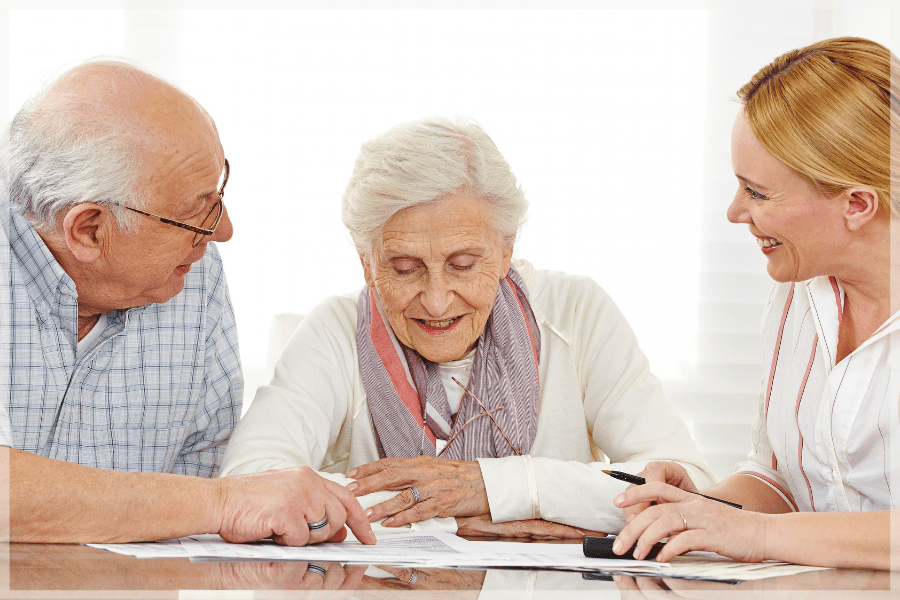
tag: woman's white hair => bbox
[0,59,152,232]
[341,116,528,254]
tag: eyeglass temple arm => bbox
[451,377,522,456]
[436,407,505,457]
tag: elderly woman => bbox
[220,117,714,536]
[614,37,898,569]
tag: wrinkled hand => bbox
[613,482,765,563]
[213,560,367,594]
[357,565,486,592]
[216,467,376,546]
[621,461,699,525]
[346,456,489,526]
[455,514,605,539]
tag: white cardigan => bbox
[221,259,714,533]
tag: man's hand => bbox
[346,456,489,526]
[213,560,368,594]
[216,467,376,546]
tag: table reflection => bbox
[3,542,894,599]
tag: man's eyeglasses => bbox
[436,377,522,457]
[111,159,229,247]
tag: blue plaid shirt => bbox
[0,195,243,477]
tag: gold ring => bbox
[680,513,688,531]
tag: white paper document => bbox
[88,532,825,582]
[179,532,478,565]
[88,537,189,559]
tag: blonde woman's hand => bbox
[613,482,766,563]
[621,461,700,525]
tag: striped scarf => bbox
[356,266,541,461]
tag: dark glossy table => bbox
[2,541,896,599]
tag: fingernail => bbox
[383,517,395,527]
[347,482,358,492]
[575,529,586,536]
[365,508,374,521]
[612,540,622,553]
[347,469,358,478]
[614,494,624,506]
[366,531,377,544]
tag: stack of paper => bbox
[88,532,826,582]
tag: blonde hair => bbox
[737,37,899,218]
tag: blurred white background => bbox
[6,2,897,479]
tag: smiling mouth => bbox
[756,236,783,248]
[415,317,461,330]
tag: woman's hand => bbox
[346,456,489,526]
[621,461,699,525]
[613,482,768,563]
[357,565,486,592]
[455,514,604,539]
[612,574,744,599]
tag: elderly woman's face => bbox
[726,112,847,283]
[363,194,513,363]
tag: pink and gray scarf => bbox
[356,266,541,461]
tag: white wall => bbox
[6,3,897,480]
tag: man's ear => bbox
[841,186,880,232]
[359,253,375,288]
[61,203,109,263]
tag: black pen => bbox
[603,469,743,509]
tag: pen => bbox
[603,470,743,509]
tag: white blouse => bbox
[735,276,900,513]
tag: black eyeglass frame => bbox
[111,158,230,247]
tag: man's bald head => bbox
[3,59,220,231]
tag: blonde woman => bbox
[614,37,899,570]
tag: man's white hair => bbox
[0,59,157,232]
[341,116,528,254]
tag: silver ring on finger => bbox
[680,513,688,532]
[407,570,418,585]
[307,563,327,577]
[308,516,329,531]
[409,486,420,504]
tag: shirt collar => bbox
[805,275,900,365]
[1,195,78,316]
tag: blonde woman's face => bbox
[726,112,847,283]
[362,194,513,363]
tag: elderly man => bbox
[0,60,374,546]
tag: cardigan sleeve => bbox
[478,267,715,533]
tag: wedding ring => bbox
[680,513,688,531]
[308,516,329,531]
[409,486,421,504]
[407,570,418,584]
[307,563,327,577]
